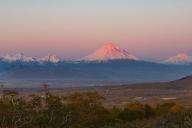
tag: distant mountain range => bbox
[2,53,35,62]
[1,43,192,65]
[0,43,192,87]
[1,53,61,63]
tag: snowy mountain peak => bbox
[39,54,61,63]
[2,53,35,62]
[165,53,192,64]
[101,43,119,50]
[82,43,138,61]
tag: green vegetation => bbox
[0,88,191,128]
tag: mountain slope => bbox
[127,75,192,90]
[82,43,138,61]
[164,53,192,64]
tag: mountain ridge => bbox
[1,44,192,65]
[1,53,61,63]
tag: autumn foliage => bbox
[0,89,190,128]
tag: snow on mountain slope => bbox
[165,53,192,64]
[82,43,138,61]
[2,53,35,62]
[39,54,61,63]
[0,53,61,63]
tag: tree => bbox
[65,91,110,128]
[118,103,145,121]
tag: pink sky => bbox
[0,1,192,60]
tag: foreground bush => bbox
[156,110,192,128]
[0,89,190,128]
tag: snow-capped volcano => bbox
[2,53,35,62]
[165,53,192,64]
[39,54,61,63]
[82,43,138,61]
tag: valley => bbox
[4,75,192,108]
